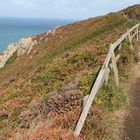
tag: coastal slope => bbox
[0,4,140,140]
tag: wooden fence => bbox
[74,23,140,136]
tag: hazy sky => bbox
[0,0,140,20]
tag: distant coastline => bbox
[0,17,73,52]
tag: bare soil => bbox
[124,51,140,140]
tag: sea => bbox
[0,17,73,52]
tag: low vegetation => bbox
[0,4,140,140]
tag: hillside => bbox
[0,4,140,140]
[122,4,140,19]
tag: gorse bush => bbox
[78,72,97,95]
[32,50,99,93]
[95,80,127,111]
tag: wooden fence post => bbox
[137,26,139,40]
[137,25,139,40]
[110,45,119,87]
[118,43,122,50]
[73,53,110,136]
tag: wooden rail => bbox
[74,23,140,136]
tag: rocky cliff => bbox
[0,26,60,69]
[0,37,36,68]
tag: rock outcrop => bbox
[0,26,60,69]
[0,37,37,69]
[0,43,18,68]
[17,37,37,57]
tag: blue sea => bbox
[0,17,72,52]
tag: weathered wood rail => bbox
[74,23,140,136]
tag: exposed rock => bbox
[0,37,37,69]
[32,26,60,41]
[17,37,37,57]
[0,26,61,69]
[0,43,18,68]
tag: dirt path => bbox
[124,50,140,140]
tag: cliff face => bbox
[0,43,18,68]
[0,4,140,140]
[17,37,37,57]
[0,37,36,68]
[0,26,60,69]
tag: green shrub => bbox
[6,52,17,65]
[95,80,127,111]
[42,94,49,102]
[78,72,98,95]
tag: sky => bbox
[0,0,140,20]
